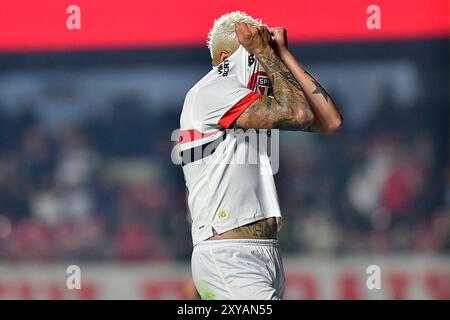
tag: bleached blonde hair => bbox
[207,11,264,60]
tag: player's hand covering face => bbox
[234,22,271,56]
[269,27,288,56]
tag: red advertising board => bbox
[0,258,448,299]
[0,0,448,52]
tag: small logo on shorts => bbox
[218,210,228,220]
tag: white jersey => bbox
[180,45,282,246]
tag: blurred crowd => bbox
[277,106,449,255]
[0,96,448,262]
[0,99,191,262]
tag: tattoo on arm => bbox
[312,79,329,102]
[236,47,313,131]
[237,95,308,130]
[256,47,305,102]
[304,70,331,103]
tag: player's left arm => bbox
[270,27,343,133]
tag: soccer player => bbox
[179,11,343,300]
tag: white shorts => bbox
[191,239,285,300]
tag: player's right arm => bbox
[234,22,314,131]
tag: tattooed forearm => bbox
[304,70,332,103]
[212,217,278,239]
[236,46,315,131]
[256,46,305,104]
[249,45,342,133]
[238,95,304,130]
[312,79,329,102]
[248,47,313,130]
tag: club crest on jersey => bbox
[256,75,272,96]
[247,71,273,96]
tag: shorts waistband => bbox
[194,238,279,248]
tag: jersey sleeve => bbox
[194,75,260,129]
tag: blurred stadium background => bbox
[0,0,448,299]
